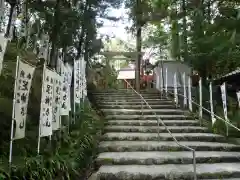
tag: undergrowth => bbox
[0,102,105,180]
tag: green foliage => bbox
[0,100,105,180]
[134,0,240,77]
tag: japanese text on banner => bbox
[61,64,70,115]
[66,63,73,111]
[52,73,63,130]
[13,60,35,140]
[39,68,54,137]
[74,60,80,103]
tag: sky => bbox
[98,5,131,41]
[97,5,161,64]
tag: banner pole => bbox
[9,56,20,168]
[37,62,46,154]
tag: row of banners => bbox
[1,25,88,162]
[0,3,89,163]
[156,68,240,133]
[11,57,87,140]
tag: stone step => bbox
[95,95,163,98]
[99,101,174,105]
[101,104,176,109]
[93,94,162,97]
[94,163,240,180]
[102,132,225,142]
[92,91,161,94]
[97,99,170,102]
[96,151,240,165]
[105,114,192,120]
[99,141,240,152]
[106,120,199,126]
[94,95,163,98]
[203,179,240,180]
[101,109,185,115]
[104,125,208,133]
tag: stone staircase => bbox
[90,90,240,180]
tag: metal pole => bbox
[192,150,197,180]
[9,56,20,167]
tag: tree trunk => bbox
[136,24,141,92]
[135,0,142,92]
[49,0,60,69]
[171,6,180,61]
[182,0,188,63]
[5,4,15,37]
[76,0,89,59]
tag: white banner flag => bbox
[159,67,163,92]
[209,82,216,125]
[156,73,159,90]
[0,35,8,75]
[39,67,54,137]
[61,64,70,115]
[220,83,228,120]
[82,60,87,97]
[13,59,35,139]
[237,91,240,108]
[83,77,87,96]
[79,75,83,99]
[220,82,229,135]
[66,63,73,111]
[183,72,187,106]
[174,72,178,105]
[155,67,159,89]
[165,68,168,94]
[52,72,63,131]
[188,76,192,111]
[74,60,80,103]
[79,58,84,98]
